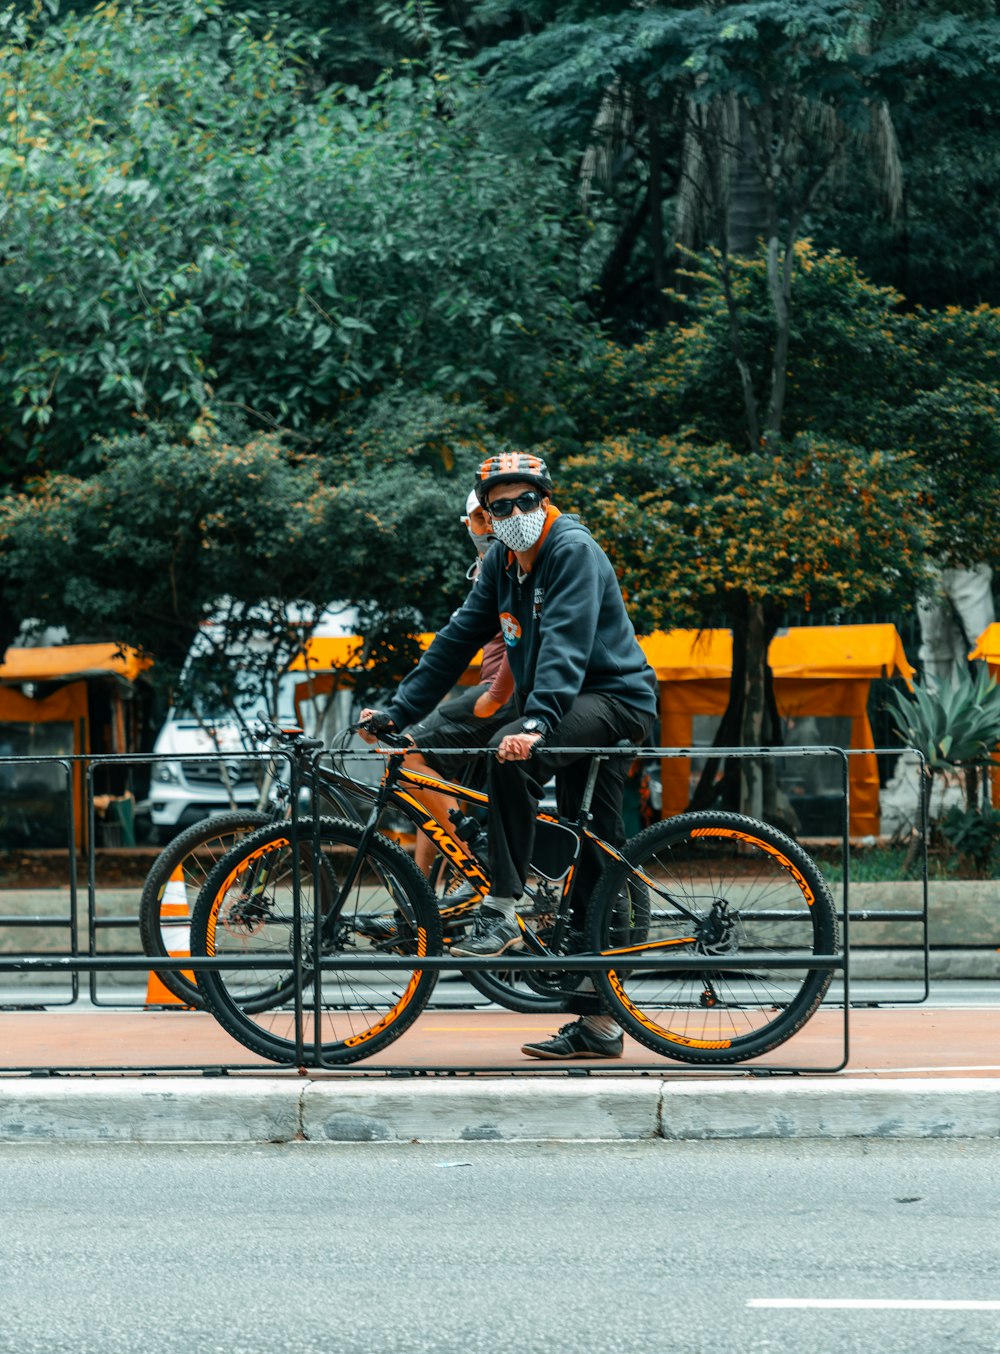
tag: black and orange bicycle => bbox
[139,723,569,1015]
[188,724,839,1067]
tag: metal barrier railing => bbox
[0,743,939,1075]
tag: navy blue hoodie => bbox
[387,511,658,734]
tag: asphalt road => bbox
[1,1138,998,1354]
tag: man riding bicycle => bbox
[361,453,658,1059]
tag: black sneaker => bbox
[353,913,400,943]
[438,881,480,916]
[449,906,521,958]
[521,1019,624,1060]
[357,888,479,943]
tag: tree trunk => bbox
[0,597,20,671]
[595,185,650,318]
[738,598,769,819]
[764,230,797,438]
[688,617,747,811]
[726,103,770,255]
[647,108,668,319]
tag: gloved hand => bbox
[358,708,397,742]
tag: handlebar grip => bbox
[356,723,413,750]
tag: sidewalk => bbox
[0,1004,997,1143]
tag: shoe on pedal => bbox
[449,906,521,958]
[521,1019,624,1060]
[354,914,400,943]
[439,880,479,912]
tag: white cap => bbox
[462,488,480,521]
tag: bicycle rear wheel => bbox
[139,811,273,1007]
[586,811,838,1064]
[191,817,442,1066]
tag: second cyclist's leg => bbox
[407,685,514,886]
[403,749,464,877]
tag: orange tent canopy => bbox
[641,623,914,684]
[970,622,1000,668]
[0,643,150,684]
[288,622,911,837]
[651,624,913,837]
[0,647,150,849]
[969,623,1000,809]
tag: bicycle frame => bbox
[311,744,704,960]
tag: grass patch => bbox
[813,846,916,883]
[813,843,1000,882]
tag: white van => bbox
[147,603,361,841]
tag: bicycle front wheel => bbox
[586,811,838,1064]
[191,817,443,1066]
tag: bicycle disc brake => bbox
[220,886,272,939]
[693,899,740,1008]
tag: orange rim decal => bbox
[215,837,291,902]
[607,969,732,1048]
[689,827,816,905]
[344,926,428,1047]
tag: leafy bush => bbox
[0,419,473,700]
[939,805,1000,878]
[885,666,1000,876]
[560,431,931,633]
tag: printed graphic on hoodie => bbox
[499,612,522,646]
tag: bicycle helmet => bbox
[475,453,553,506]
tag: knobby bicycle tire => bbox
[138,810,273,1007]
[586,810,839,1064]
[138,782,364,1007]
[190,817,443,1066]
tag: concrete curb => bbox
[301,1078,664,1143]
[0,1076,997,1143]
[0,1079,303,1144]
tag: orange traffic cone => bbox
[145,864,196,1005]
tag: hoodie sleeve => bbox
[522,535,601,732]
[386,550,502,729]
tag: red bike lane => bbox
[0,1005,996,1077]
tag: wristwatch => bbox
[521,717,547,737]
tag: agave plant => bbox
[885,664,1000,773]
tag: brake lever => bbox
[356,724,414,752]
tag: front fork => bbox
[314,759,404,943]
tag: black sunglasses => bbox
[486,490,545,519]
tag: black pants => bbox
[486,691,651,922]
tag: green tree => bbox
[562,428,932,812]
[549,241,1000,814]
[0,0,588,481]
[562,433,930,635]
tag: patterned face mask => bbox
[489,505,547,553]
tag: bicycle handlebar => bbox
[252,712,325,752]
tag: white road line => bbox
[748,1299,1000,1311]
